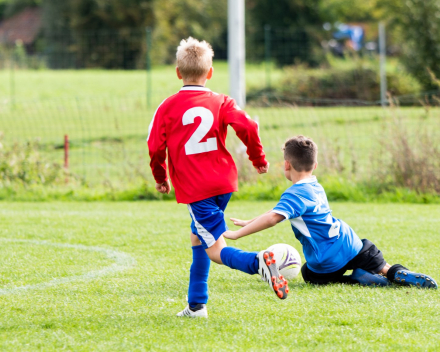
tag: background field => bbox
[0,201,439,351]
[1,63,439,202]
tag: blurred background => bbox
[1,0,440,202]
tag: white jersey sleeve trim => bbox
[271,210,289,222]
[146,99,167,142]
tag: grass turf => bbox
[0,62,281,102]
[0,201,439,351]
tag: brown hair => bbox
[283,135,318,172]
[176,37,214,82]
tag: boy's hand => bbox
[155,180,171,194]
[223,230,239,240]
[255,162,270,174]
[230,218,250,227]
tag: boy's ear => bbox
[284,160,291,171]
[176,67,183,80]
[314,162,318,170]
[207,67,213,80]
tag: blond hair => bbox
[176,37,214,82]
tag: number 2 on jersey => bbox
[326,214,341,238]
[182,107,218,155]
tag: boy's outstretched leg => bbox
[185,193,288,305]
[208,236,289,299]
[350,268,391,286]
[256,250,289,299]
[384,264,438,289]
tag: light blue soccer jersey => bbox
[272,176,363,274]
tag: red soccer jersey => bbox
[147,86,267,204]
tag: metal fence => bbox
[0,24,387,92]
[1,92,440,188]
[2,25,437,190]
[0,28,151,70]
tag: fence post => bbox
[64,135,69,169]
[10,51,15,110]
[75,96,87,181]
[64,134,69,183]
[379,22,387,107]
[264,25,271,89]
[228,0,246,107]
[145,27,152,109]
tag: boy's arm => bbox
[147,104,169,193]
[230,209,273,227]
[221,97,268,171]
[224,212,285,240]
[225,193,307,240]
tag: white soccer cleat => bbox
[176,304,208,318]
[258,250,289,299]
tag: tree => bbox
[0,0,41,19]
[39,0,227,67]
[152,0,227,64]
[318,0,379,23]
[245,0,325,66]
[384,0,440,90]
[40,0,155,68]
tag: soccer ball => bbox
[266,243,301,280]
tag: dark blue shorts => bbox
[187,193,232,249]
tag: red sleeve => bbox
[147,102,168,183]
[221,96,268,167]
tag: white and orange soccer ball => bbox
[266,243,302,280]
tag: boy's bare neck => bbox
[182,80,207,86]
[291,172,314,185]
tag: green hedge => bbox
[248,63,421,103]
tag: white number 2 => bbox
[182,107,218,155]
[326,214,341,238]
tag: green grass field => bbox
[0,201,439,351]
[0,62,283,101]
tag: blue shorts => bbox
[187,193,232,249]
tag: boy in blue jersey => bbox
[224,135,438,288]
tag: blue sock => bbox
[350,268,390,287]
[188,245,210,308]
[220,247,259,275]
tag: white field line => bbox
[0,238,136,295]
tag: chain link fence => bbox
[1,25,439,193]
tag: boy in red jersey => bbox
[148,37,289,318]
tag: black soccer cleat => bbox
[258,250,289,299]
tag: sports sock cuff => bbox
[189,303,205,311]
[387,264,408,282]
[220,247,259,275]
[192,244,208,258]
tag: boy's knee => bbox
[205,236,227,264]
[206,248,222,265]
[191,233,202,246]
